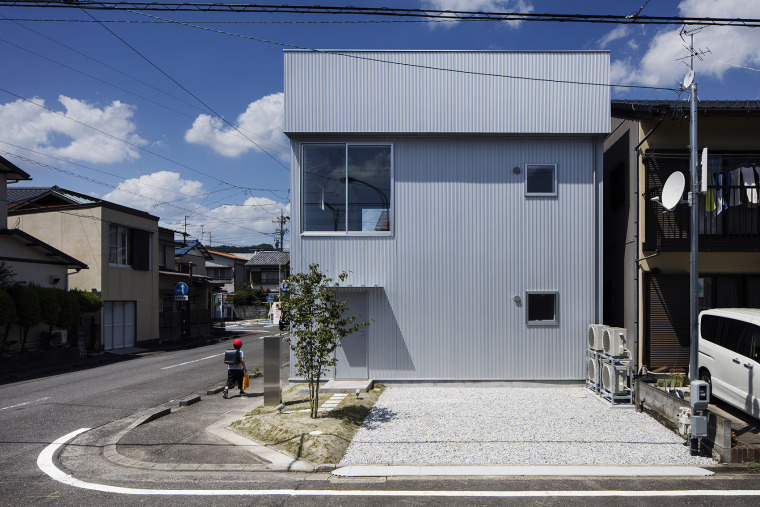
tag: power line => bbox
[0,17,466,24]
[1,149,281,238]
[3,2,760,28]
[0,139,288,198]
[79,7,290,170]
[128,10,679,92]
[0,86,270,188]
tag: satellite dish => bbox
[683,70,695,88]
[661,171,686,211]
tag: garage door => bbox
[104,301,136,350]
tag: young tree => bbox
[282,263,368,418]
[10,285,41,352]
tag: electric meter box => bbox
[690,380,710,412]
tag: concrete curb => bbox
[100,392,316,473]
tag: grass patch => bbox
[231,384,385,465]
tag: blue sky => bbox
[2,0,759,247]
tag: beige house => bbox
[604,100,760,372]
[8,186,159,350]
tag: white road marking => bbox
[0,397,49,411]
[38,429,760,498]
[161,354,223,370]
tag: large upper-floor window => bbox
[108,223,153,270]
[302,143,392,233]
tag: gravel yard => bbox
[341,386,716,466]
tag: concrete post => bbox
[263,335,281,406]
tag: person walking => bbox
[223,338,247,398]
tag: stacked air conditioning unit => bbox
[586,356,598,383]
[602,362,627,395]
[588,324,607,351]
[603,327,628,357]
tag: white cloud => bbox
[102,170,288,246]
[184,92,287,159]
[612,0,760,87]
[598,25,629,48]
[0,95,146,163]
[103,171,205,214]
[421,0,533,28]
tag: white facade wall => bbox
[286,51,609,380]
[290,136,603,380]
[285,50,609,135]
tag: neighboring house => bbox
[207,250,248,320]
[604,100,760,372]
[7,185,159,350]
[169,239,215,337]
[285,50,609,381]
[245,250,290,292]
[207,250,248,293]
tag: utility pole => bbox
[182,216,189,246]
[677,27,709,385]
[272,211,290,251]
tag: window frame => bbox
[108,223,131,268]
[525,163,558,197]
[300,142,394,237]
[525,291,560,326]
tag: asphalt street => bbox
[2,320,760,506]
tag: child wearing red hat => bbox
[223,338,248,398]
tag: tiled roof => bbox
[612,100,760,119]
[245,251,290,266]
[7,186,97,205]
[175,240,213,259]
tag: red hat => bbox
[233,339,243,348]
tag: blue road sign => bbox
[174,282,189,296]
[266,295,275,302]
[281,283,290,291]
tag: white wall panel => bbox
[285,51,609,135]
[290,136,600,380]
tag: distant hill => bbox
[211,244,276,253]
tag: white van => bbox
[698,308,760,419]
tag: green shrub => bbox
[0,288,17,353]
[57,290,81,331]
[9,285,41,351]
[73,290,102,314]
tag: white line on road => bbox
[0,397,49,411]
[38,429,760,498]
[161,354,223,370]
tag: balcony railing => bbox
[644,152,760,251]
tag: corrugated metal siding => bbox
[290,136,600,380]
[284,51,610,135]
[645,274,691,370]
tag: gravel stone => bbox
[340,386,716,466]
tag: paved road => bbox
[0,322,281,505]
[3,322,760,505]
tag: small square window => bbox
[527,292,558,325]
[525,164,557,196]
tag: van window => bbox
[721,319,753,356]
[751,326,760,361]
[701,315,719,343]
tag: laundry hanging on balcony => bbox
[740,166,760,208]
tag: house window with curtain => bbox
[302,143,392,234]
[108,223,153,270]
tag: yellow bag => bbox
[242,373,249,391]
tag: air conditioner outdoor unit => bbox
[602,362,627,394]
[603,327,628,356]
[588,324,607,351]
[51,330,67,345]
[586,357,598,382]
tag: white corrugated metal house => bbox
[285,50,609,381]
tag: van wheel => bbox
[699,369,711,388]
